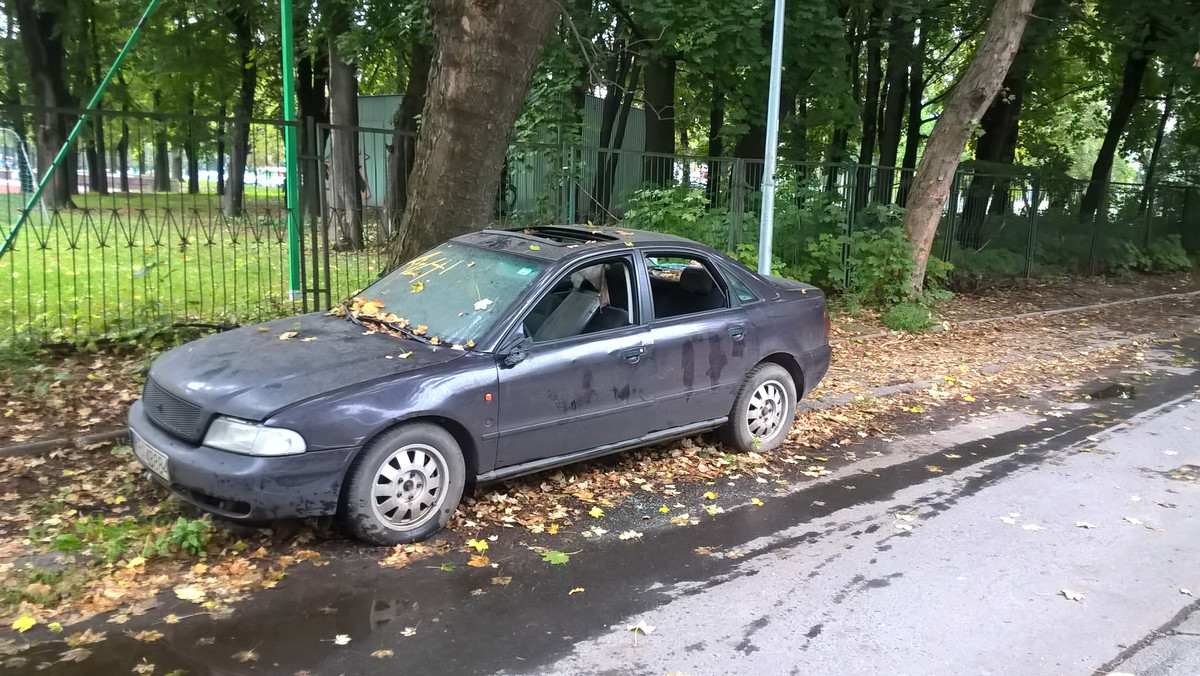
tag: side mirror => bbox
[500,335,533,368]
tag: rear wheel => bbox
[722,363,797,453]
[341,423,465,545]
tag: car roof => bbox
[452,225,702,263]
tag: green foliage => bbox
[44,514,211,562]
[791,222,951,308]
[1120,234,1193,273]
[0,565,87,611]
[728,243,787,278]
[881,302,938,333]
[621,186,727,248]
[542,550,571,565]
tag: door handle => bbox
[620,345,645,364]
[727,324,746,341]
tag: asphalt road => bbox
[8,338,1200,676]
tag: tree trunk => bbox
[896,14,932,205]
[12,0,75,208]
[642,55,677,186]
[328,33,363,250]
[960,48,1029,247]
[1138,92,1173,215]
[389,0,562,267]
[216,105,226,197]
[224,6,257,218]
[152,91,171,192]
[384,40,432,240]
[296,11,328,221]
[854,0,884,214]
[874,11,912,204]
[707,77,725,206]
[86,3,108,195]
[901,0,1035,296]
[117,116,130,193]
[1078,26,1155,224]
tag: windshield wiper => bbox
[340,300,364,327]
[357,314,432,344]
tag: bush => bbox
[621,186,727,248]
[882,302,938,333]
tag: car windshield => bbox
[351,242,548,346]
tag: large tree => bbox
[900,0,1036,295]
[388,0,561,267]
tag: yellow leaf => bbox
[301,336,318,342]
[174,585,206,602]
[547,524,560,534]
[411,281,424,293]
[658,505,670,513]
[278,331,297,341]
[11,614,35,632]
[466,538,489,552]
[467,555,490,567]
[814,457,829,462]
[926,465,944,473]
[126,556,146,568]
[530,245,541,251]
[132,630,164,642]
[963,395,976,402]
[569,587,585,595]
[372,650,395,659]
[589,506,604,518]
[164,614,181,625]
[48,622,63,633]
[257,327,269,332]
[703,491,718,500]
[491,576,512,586]
[751,498,764,506]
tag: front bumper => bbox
[128,400,358,521]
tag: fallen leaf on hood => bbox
[1060,589,1084,602]
[278,332,297,341]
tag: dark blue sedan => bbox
[128,226,831,544]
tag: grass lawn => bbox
[1,192,386,341]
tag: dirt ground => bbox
[2,271,1200,636]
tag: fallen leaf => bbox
[466,538,489,552]
[963,395,976,402]
[401,626,417,637]
[1075,521,1097,529]
[703,491,718,500]
[542,550,570,565]
[11,615,35,632]
[926,465,944,473]
[232,649,259,663]
[658,505,670,513]
[174,586,206,602]
[301,336,317,342]
[530,245,541,251]
[619,530,643,540]
[999,516,1017,525]
[1182,588,1194,597]
[278,332,297,341]
[474,299,493,311]
[467,555,490,568]
[59,647,91,663]
[372,650,394,658]
[750,498,764,506]
[589,506,604,518]
[131,630,163,642]
[1124,516,1144,526]
[440,563,456,571]
[1022,524,1044,531]
[628,620,656,635]
[333,634,351,646]
[411,282,424,293]
[1060,589,1085,602]
[491,576,512,586]
[569,588,585,595]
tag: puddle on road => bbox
[1089,383,1137,400]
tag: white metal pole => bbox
[757,0,786,275]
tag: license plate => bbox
[131,431,171,483]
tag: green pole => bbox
[281,0,302,299]
[0,0,162,260]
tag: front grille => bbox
[143,378,204,442]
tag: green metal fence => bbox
[2,104,1198,343]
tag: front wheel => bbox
[722,363,797,453]
[341,423,466,545]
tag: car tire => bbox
[341,423,466,545]
[722,362,797,453]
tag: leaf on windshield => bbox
[429,337,441,346]
[278,332,297,341]
[411,282,424,293]
[413,325,428,336]
[474,298,493,311]
[530,245,540,251]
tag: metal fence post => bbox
[1143,183,1155,249]
[941,170,960,263]
[1025,177,1040,278]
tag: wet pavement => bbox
[4,337,1200,675]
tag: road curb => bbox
[833,289,1200,345]
[0,428,128,458]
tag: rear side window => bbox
[723,268,759,303]
[643,253,729,319]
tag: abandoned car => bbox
[128,226,831,544]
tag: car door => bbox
[637,250,757,432]
[494,254,653,468]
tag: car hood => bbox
[147,312,468,421]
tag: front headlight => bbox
[203,417,307,456]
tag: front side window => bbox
[643,253,729,319]
[524,257,636,342]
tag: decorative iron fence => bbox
[2,104,1197,343]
